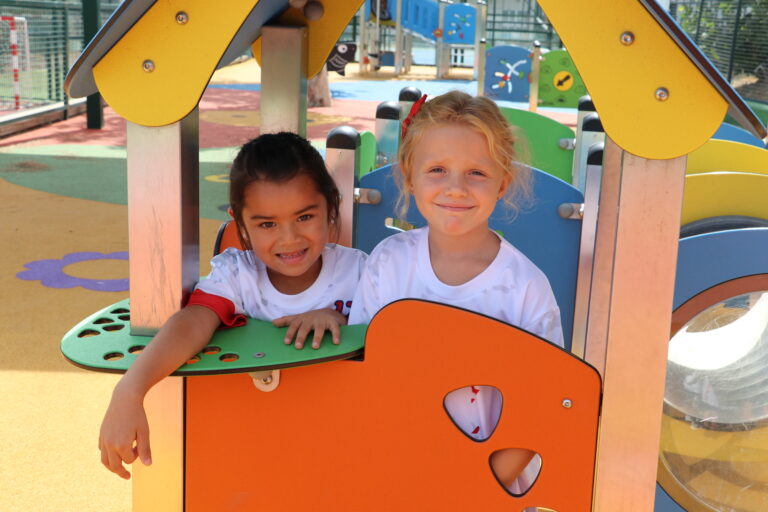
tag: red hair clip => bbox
[401,94,427,139]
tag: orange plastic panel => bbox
[214,220,243,255]
[186,300,602,511]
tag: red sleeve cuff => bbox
[187,289,247,328]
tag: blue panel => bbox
[379,51,395,67]
[674,228,768,308]
[357,164,583,350]
[402,0,439,41]
[655,483,686,511]
[484,46,532,103]
[443,4,476,45]
[656,228,768,510]
[712,122,767,148]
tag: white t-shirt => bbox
[348,227,563,457]
[191,244,367,324]
[349,227,563,346]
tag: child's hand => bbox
[272,309,347,349]
[98,386,152,480]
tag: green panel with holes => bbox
[61,299,367,375]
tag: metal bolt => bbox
[620,31,635,46]
[655,87,670,101]
[261,375,273,385]
[175,11,188,24]
[253,352,265,358]
[142,60,155,72]
[562,399,573,408]
[303,1,324,21]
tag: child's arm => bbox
[99,305,220,479]
[272,308,347,349]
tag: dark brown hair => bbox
[229,132,340,251]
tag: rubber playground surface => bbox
[0,60,575,511]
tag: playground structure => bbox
[482,43,588,108]
[60,0,768,511]
[358,0,487,79]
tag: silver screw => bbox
[620,31,635,46]
[253,352,265,358]
[655,87,670,101]
[261,375,273,385]
[175,11,189,24]
[562,399,573,408]
[142,59,155,72]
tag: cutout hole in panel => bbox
[102,324,124,332]
[444,386,502,442]
[104,352,124,362]
[490,448,542,497]
[93,318,114,324]
[118,314,130,321]
[127,345,145,354]
[202,346,221,356]
[186,355,201,365]
[219,353,239,363]
[78,329,100,338]
[110,308,129,314]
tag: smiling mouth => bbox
[276,248,308,264]
[436,204,474,212]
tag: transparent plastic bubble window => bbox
[661,290,768,511]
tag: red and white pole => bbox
[2,16,21,110]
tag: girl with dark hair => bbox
[99,132,366,480]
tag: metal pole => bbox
[83,0,103,128]
[375,0,381,71]
[325,126,361,247]
[726,0,744,81]
[63,4,70,106]
[436,1,447,78]
[259,26,308,136]
[528,41,541,112]
[395,0,403,74]
[474,1,487,82]
[694,0,705,42]
[491,0,497,46]
[359,6,368,73]
[53,8,63,102]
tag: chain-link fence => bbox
[0,0,119,116]
[487,4,559,49]
[669,0,768,103]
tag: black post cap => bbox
[587,142,604,166]
[582,112,603,132]
[376,101,401,120]
[399,87,422,102]
[326,126,360,150]
[578,95,595,113]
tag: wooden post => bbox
[585,137,687,510]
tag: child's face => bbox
[237,174,330,293]
[407,123,509,239]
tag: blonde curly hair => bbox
[396,90,532,218]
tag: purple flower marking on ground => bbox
[16,251,129,292]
